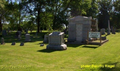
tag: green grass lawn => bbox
[0,32,120,71]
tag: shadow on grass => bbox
[37,43,48,45]
[67,44,82,48]
[37,49,66,53]
[82,45,99,49]
[99,62,120,71]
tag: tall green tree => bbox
[4,0,25,31]
[110,0,120,28]
[85,0,98,17]
[0,0,6,31]
[97,0,113,29]
[21,0,47,33]
[46,0,71,30]
[70,0,92,16]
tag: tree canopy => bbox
[0,0,120,32]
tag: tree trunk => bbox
[37,4,41,33]
[52,15,56,30]
[0,17,2,32]
[37,8,40,33]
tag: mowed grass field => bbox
[0,31,120,71]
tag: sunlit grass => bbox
[0,32,120,71]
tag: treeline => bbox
[0,0,120,32]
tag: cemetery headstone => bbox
[16,31,19,38]
[20,42,24,46]
[1,37,5,44]
[25,34,31,42]
[68,16,91,43]
[18,35,21,40]
[11,42,16,45]
[15,31,21,38]
[43,34,48,43]
[107,28,110,35]
[111,27,116,34]
[101,28,105,35]
[47,32,67,50]
[113,28,116,34]
[2,30,7,36]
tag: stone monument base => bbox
[47,44,67,50]
[25,39,31,42]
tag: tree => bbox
[70,0,92,16]
[110,0,120,28]
[21,0,47,33]
[85,0,98,18]
[4,0,25,31]
[42,0,71,30]
[40,12,53,30]
[97,0,113,29]
[0,0,6,32]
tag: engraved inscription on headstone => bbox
[49,36,61,45]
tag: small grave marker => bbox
[111,27,116,34]
[20,42,24,46]
[25,34,31,42]
[101,28,105,35]
[1,37,5,44]
[11,42,16,45]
